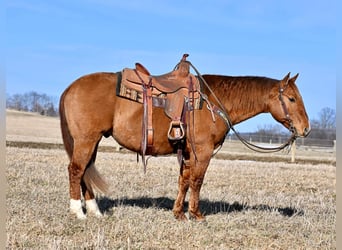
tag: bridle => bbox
[218,80,297,153]
[187,64,297,154]
[278,83,295,134]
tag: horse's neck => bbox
[211,76,275,125]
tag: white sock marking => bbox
[70,199,86,219]
[86,199,103,217]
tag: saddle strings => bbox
[178,60,297,154]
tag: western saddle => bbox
[117,54,203,164]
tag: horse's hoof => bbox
[92,211,103,218]
[195,217,207,224]
[189,212,206,222]
[86,199,103,218]
[70,211,87,220]
[77,214,87,220]
[70,199,86,220]
[173,212,188,221]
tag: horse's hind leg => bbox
[68,138,101,219]
[81,165,103,218]
[81,142,107,217]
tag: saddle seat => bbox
[135,59,194,93]
[119,55,201,115]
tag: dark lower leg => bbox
[68,161,84,200]
[173,163,190,220]
[81,180,95,200]
[188,176,205,220]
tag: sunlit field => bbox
[6,110,336,249]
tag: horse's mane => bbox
[203,74,278,91]
[202,74,279,122]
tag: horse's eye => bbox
[288,97,296,103]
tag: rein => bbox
[181,61,297,154]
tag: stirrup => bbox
[167,121,185,141]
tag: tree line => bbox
[6,91,336,144]
[6,91,59,116]
[308,107,336,143]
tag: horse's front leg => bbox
[187,149,212,221]
[173,149,211,221]
[188,163,209,221]
[173,162,190,221]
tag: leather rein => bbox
[186,62,297,154]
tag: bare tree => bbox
[319,107,335,129]
[6,94,24,110]
[6,91,59,116]
[309,107,336,141]
[311,107,336,129]
[256,124,285,135]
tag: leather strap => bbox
[134,69,154,172]
[146,80,153,150]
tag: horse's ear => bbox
[280,72,291,88]
[290,73,299,83]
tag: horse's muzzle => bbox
[295,126,311,138]
[303,126,311,137]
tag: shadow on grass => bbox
[97,196,304,217]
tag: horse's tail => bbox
[83,162,109,194]
[59,89,73,159]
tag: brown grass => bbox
[6,110,336,249]
[6,148,336,249]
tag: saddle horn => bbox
[182,54,189,61]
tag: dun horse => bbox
[59,56,310,220]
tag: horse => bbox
[59,60,310,221]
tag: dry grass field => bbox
[6,110,336,249]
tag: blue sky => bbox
[6,0,336,132]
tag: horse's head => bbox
[269,73,311,137]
